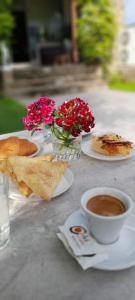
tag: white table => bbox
[0,128,135,300]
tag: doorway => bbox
[11,10,29,62]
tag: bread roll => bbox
[0,136,37,159]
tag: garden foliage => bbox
[77,0,117,65]
[0,0,14,42]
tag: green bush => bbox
[0,96,26,134]
[77,0,117,65]
[0,0,14,63]
[0,0,14,41]
[109,72,124,84]
[0,11,14,42]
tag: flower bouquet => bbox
[23,96,95,160]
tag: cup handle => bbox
[80,209,86,218]
[80,209,91,232]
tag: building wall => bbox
[119,27,135,66]
[112,0,135,71]
[109,0,125,71]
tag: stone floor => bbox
[19,86,135,142]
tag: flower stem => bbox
[51,126,73,144]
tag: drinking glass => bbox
[0,173,10,249]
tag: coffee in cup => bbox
[86,195,126,217]
[81,187,133,244]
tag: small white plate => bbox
[81,128,96,137]
[65,209,135,271]
[81,131,91,137]
[53,169,74,198]
[81,140,135,161]
[28,141,41,157]
[9,169,74,200]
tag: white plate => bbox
[27,141,41,157]
[65,209,135,271]
[9,169,74,200]
[81,128,96,137]
[81,131,91,137]
[53,169,74,198]
[81,140,135,161]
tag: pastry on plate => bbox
[1,155,68,200]
[8,156,68,200]
[0,136,38,159]
[91,133,133,156]
[0,154,54,197]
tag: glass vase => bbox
[41,125,51,142]
[52,134,82,161]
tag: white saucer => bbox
[82,140,135,161]
[65,209,135,271]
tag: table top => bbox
[1,127,135,300]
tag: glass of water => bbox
[0,173,10,250]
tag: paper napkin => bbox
[57,224,108,270]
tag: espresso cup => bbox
[81,187,133,244]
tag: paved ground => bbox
[20,86,135,142]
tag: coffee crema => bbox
[87,195,126,217]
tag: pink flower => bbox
[43,116,54,125]
[22,96,55,131]
[23,116,34,131]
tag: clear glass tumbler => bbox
[0,173,10,250]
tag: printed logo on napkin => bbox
[57,232,106,270]
[58,224,108,270]
[59,224,107,257]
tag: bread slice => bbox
[7,156,68,200]
[0,154,54,197]
[91,133,133,156]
